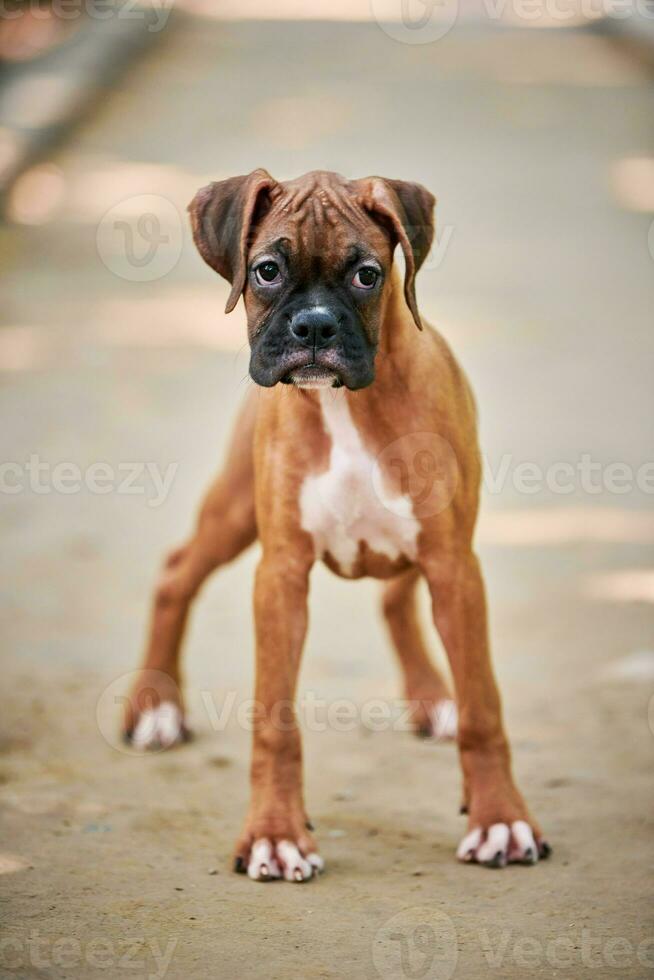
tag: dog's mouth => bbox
[282,363,342,389]
[250,344,371,391]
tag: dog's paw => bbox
[234,836,323,883]
[128,701,188,752]
[427,699,458,740]
[411,697,458,740]
[121,668,189,751]
[456,821,551,868]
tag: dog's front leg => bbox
[424,550,551,868]
[234,552,322,883]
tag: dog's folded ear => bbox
[358,177,435,330]
[188,169,277,313]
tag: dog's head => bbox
[189,170,434,390]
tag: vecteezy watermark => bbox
[370,0,460,45]
[96,670,458,754]
[369,0,654,43]
[0,0,174,33]
[480,928,654,971]
[0,932,178,978]
[369,436,654,521]
[483,453,654,498]
[0,456,178,508]
[373,432,459,519]
[478,0,654,22]
[421,225,455,272]
[96,195,183,282]
[372,907,458,980]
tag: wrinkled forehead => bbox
[249,177,392,270]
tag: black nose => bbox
[289,309,339,349]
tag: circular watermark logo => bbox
[372,907,458,980]
[369,0,459,45]
[96,668,182,755]
[372,432,459,519]
[96,194,183,282]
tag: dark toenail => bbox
[459,804,468,815]
[523,847,536,864]
[486,851,506,868]
[539,841,552,859]
[306,820,315,831]
[233,857,246,874]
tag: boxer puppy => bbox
[124,170,550,881]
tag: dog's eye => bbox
[255,261,282,285]
[352,266,378,289]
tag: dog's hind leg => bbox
[381,568,457,740]
[123,390,259,749]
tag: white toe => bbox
[307,852,324,874]
[277,840,313,882]
[131,708,157,749]
[476,823,510,865]
[510,820,538,864]
[430,699,458,740]
[247,839,282,881]
[156,702,184,747]
[131,702,184,751]
[456,827,483,862]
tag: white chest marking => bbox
[299,390,420,575]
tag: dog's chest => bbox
[299,391,420,577]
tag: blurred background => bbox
[1,2,653,977]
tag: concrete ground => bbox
[1,13,654,980]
